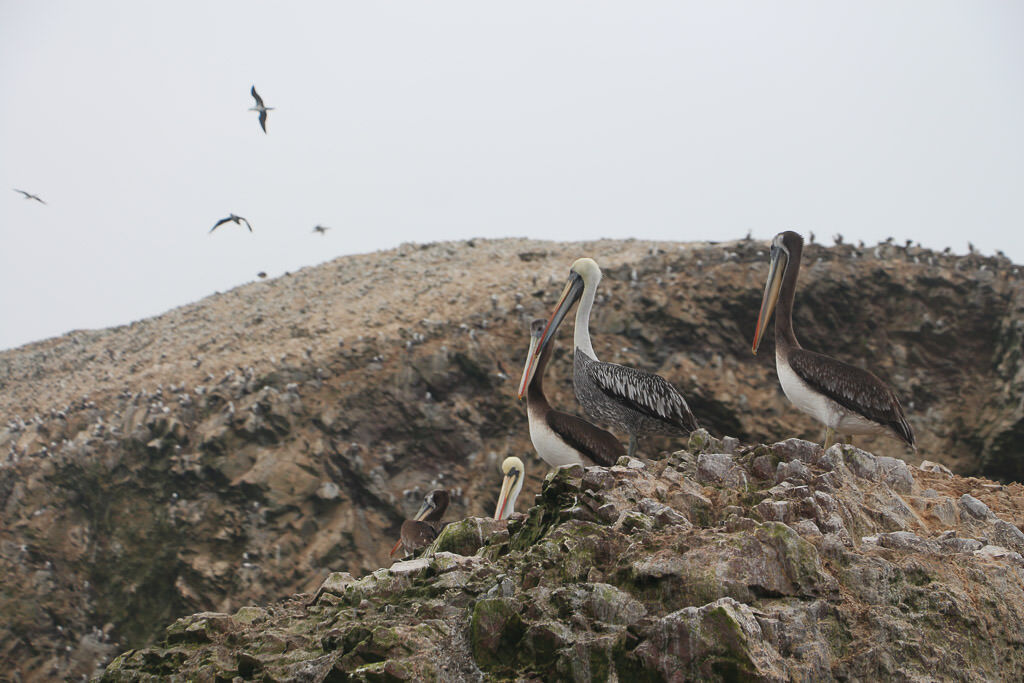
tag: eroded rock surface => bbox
[1,237,1022,679]
[101,437,1024,681]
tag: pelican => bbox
[494,457,524,521]
[518,319,624,468]
[249,86,274,133]
[13,189,45,204]
[209,214,252,233]
[752,231,915,450]
[523,258,699,457]
[389,489,449,557]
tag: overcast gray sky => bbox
[2,1,1022,352]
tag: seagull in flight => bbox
[209,214,252,233]
[14,189,46,204]
[248,86,274,133]
[312,225,331,235]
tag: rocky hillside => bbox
[1,237,1022,680]
[100,435,1024,681]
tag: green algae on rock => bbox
[99,437,1024,681]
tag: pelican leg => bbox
[627,434,638,459]
[822,427,835,450]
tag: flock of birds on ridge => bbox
[14,86,332,240]
[390,230,921,558]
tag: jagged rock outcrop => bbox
[0,237,1021,680]
[100,434,1024,681]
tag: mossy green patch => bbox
[470,598,525,673]
[428,518,484,556]
[509,505,551,552]
[756,522,822,593]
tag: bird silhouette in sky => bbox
[209,214,252,233]
[249,86,273,133]
[14,189,46,204]
[312,225,330,235]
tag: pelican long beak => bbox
[516,330,542,398]
[517,272,584,399]
[412,499,435,522]
[494,469,520,520]
[752,246,787,354]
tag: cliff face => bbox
[0,237,1022,680]
[100,435,1024,681]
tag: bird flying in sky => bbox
[209,214,252,233]
[13,189,46,204]
[248,86,274,133]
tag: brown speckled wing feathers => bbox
[546,410,624,467]
[787,348,915,447]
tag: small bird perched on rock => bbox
[249,86,274,133]
[389,489,450,558]
[209,214,252,233]
[494,457,525,521]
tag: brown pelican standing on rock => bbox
[752,231,916,450]
[494,457,525,521]
[389,489,449,558]
[209,214,252,233]
[523,258,699,458]
[249,86,273,133]
[518,319,624,467]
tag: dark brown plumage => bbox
[522,319,624,468]
[416,489,449,523]
[395,520,438,556]
[787,348,915,446]
[545,410,624,467]
[753,230,915,449]
[389,489,449,557]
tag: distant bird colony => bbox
[389,235,921,561]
